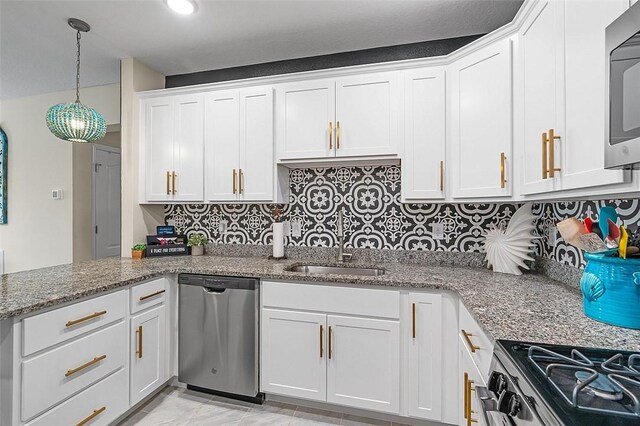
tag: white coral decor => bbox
[482,203,537,275]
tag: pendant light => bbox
[46,18,106,143]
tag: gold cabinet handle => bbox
[65,355,107,377]
[239,169,244,194]
[172,171,177,194]
[412,303,416,339]
[439,160,444,192]
[76,406,106,426]
[66,310,107,327]
[232,169,237,194]
[320,325,324,358]
[166,171,171,195]
[139,289,166,301]
[336,121,341,149]
[329,122,333,150]
[461,329,480,353]
[500,152,507,189]
[136,325,143,359]
[463,372,469,420]
[465,372,477,425]
[328,325,333,359]
[548,128,561,178]
[542,132,549,179]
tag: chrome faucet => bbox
[337,209,353,262]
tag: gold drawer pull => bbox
[239,169,244,194]
[166,171,171,195]
[65,310,107,327]
[548,128,561,178]
[76,406,106,426]
[139,289,166,301]
[412,303,416,339]
[500,152,507,189]
[541,132,548,179]
[136,325,143,358]
[329,122,333,150]
[462,329,480,353]
[320,325,324,358]
[172,171,177,194]
[328,326,333,359]
[232,169,237,194]
[336,121,341,149]
[65,355,107,377]
[439,160,444,192]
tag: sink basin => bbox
[287,265,385,277]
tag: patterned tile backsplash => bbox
[165,165,640,270]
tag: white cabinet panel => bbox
[144,99,174,202]
[276,79,335,160]
[240,87,274,201]
[173,94,204,201]
[402,67,446,200]
[206,90,240,201]
[450,38,513,198]
[406,293,443,421]
[335,72,401,157]
[130,277,169,314]
[459,339,487,426]
[261,309,327,402]
[130,304,167,406]
[326,315,400,414]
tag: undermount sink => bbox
[287,265,385,277]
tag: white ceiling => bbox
[0,0,523,100]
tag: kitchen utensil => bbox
[557,218,587,242]
[598,207,618,239]
[619,226,629,259]
[584,217,594,233]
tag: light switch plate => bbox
[51,189,64,200]
[292,221,302,238]
[431,223,444,240]
[219,220,228,234]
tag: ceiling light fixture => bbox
[165,0,197,15]
[46,18,106,143]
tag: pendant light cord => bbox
[75,30,81,103]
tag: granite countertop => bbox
[1,254,639,352]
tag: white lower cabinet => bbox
[130,303,168,406]
[460,337,487,426]
[326,315,399,413]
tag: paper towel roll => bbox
[272,222,284,258]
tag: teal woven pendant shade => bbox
[46,101,106,143]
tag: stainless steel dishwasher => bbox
[178,274,261,402]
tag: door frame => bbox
[92,143,121,260]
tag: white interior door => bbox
[173,94,204,202]
[130,305,167,406]
[335,72,401,157]
[94,145,121,259]
[402,67,446,201]
[144,99,174,202]
[205,90,240,201]
[275,79,335,160]
[240,86,274,202]
[326,315,400,414]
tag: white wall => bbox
[0,84,120,273]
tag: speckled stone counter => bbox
[1,253,639,353]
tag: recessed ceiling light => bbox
[165,0,197,15]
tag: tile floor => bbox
[118,386,412,426]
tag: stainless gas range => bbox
[481,340,640,426]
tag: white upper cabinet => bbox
[205,86,277,202]
[276,79,336,160]
[142,94,204,203]
[520,0,628,195]
[276,73,401,162]
[402,67,446,201]
[449,38,513,199]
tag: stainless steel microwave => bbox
[606,1,640,169]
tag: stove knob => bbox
[497,391,521,417]
[488,372,507,394]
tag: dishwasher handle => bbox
[203,286,227,294]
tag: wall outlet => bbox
[51,189,64,200]
[283,221,291,237]
[292,221,302,238]
[219,220,228,234]
[431,223,444,240]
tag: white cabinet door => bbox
[261,309,327,402]
[450,38,513,198]
[335,72,401,157]
[144,98,174,202]
[519,0,563,195]
[407,293,443,421]
[326,315,400,414]
[173,94,204,202]
[205,90,240,201]
[562,0,628,190]
[130,304,167,406]
[402,67,446,201]
[276,79,335,160]
[240,87,274,201]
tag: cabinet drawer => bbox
[459,302,493,379]
[22,321,127,421]
[131,277,168,314]
[22,290,127,356]
[262,281,399,319]
[24,368,128,426]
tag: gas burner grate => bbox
[528,345,640,418]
